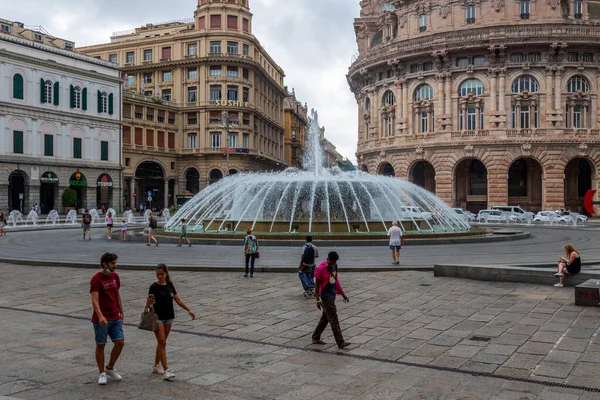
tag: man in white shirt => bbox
[387,221,403,265]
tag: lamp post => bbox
[220,111,238,176]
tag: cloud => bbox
[0,0,360,162]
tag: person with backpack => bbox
[243,229,259,277]
[298,236,319,298]
[147,213,159,247]
[82,209,93,240]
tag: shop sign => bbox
[97,174,113,187]
[40,172,59,183]
[69,171,87,187]
[214,100,250,108]
[220,147,250,153]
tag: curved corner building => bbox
[348,0,600,213]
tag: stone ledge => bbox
[433,264,600,286]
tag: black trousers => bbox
[245,253,256,275]
[312,298,344,347]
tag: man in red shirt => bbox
[90,252,124,385]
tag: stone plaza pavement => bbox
[0,264,599,399]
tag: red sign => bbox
[584,190,598,215]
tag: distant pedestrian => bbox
[243,229,259,278]
[147,213,158,247]
[90,252,124,385]
[554,244,581,287]
[101,204,106,215]
[139,203,144,216]
[82,209,92,240]
[0,212,6,236]
[387,221,403,265]
[106,212,114,240]
[298,235,319,298]
[32,203,39,214]
[146,264,195,381]
[177,219,191,247]
[312,251,351,349]
[120,218,127,241]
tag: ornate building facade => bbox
[0,19,122,214]
[283,88,308,168]
[348,0,600,213]
[78,0,287,209]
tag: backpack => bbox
[83,214,91,224]
[303,244,316,265]
[150,218,158,229]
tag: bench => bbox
[433,264,600,287]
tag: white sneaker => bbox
[98,372,107,385]
[152,364,164,375]
[105,367,122,381]
[163,369,175,381]
[554,273,563,277]
[554,283,563,288]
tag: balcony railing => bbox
[520,13,530,20]
[451,130,489,138]
[466,18,475,24]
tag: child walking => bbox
[177,219,191,247]
[120,219,127,241]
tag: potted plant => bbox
[62,188,78,213]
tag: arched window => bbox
[567,76,589,93]
[566,76,591,128]
[413,84,434,133]
[45,80,53,104]
[459,79,484,97]
[458,79,485,130]
[511,76,540,129]
[365,97,371,110]
[382,90,395,106]
[413,84,434,101]
[12,74,24,100]
[512,75,539,93]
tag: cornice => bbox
[0,49,124,84]
[0,156,121,171]
[0,102,122,129]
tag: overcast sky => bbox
[1,0,361,163]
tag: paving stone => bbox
[483,344,518,356]
[544,350,582,364]
[517,341,555,356]
[409,344,450,358]
[504,353,544,370]
[532,361,573,378]
[472,353,509,365]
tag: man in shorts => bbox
[90,252,124,385]
[178,218,192,247]
[387,221,403,264]
[82,209,92,240]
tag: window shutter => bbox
[82,88,87,110]
[44,134,53,156]
[97,90,102,113]
[13,74,24,99]
[13,131,24,154]
[108,93,114,115]
[53,81,59,105]
[40,78,46,103]
[73,138,82,159]
[101,141,109,161]
[70,85,75,108]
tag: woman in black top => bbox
[146,264,195,381]
[554,244,581,287]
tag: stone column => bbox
[445,75,452,114]
[129,177,136,210]
[475,105,480,130]
[436,74,444,118]
[402,82,409,123]
[498,73,506,112]
[545,67,554,114]
[489,70,497,112]
[462,105,467,130]
[161,179,167,210]
[554,69,562,111]
[583,105,588,128]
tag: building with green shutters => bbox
[0,19,122,214]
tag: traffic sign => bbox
[148,196,153,201]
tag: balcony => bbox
[466,18,475,24]
[419,26,427,32]
[187,118,198,125]
[451,130,489,138]
[520,13,530,20]
[574,13,583,20]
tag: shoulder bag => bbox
[138,306,159,332]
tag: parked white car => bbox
[453,208,477,222]
[400,206,433,220]
[533,211,569,223]
[477,209,506,223]
[491,205,534,222]
[557,211,588,223]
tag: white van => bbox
[491,205,533,221]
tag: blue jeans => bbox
[93,319,124,345]
[299,270,315,291]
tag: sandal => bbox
[338,342,351,349]
[311,339,326,345]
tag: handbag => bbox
[255,251,260,259]
[138,307,159,332]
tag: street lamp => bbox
[220,111,238,176]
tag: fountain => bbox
[8,210,23,227]
[45,210,60,225]
[165,110,470,236]
[162,208,171,223]
[123,210,134,223]
[65,209,78,224]
[106,208,117,223]
[90,209,100,224]
[26,210,38,226]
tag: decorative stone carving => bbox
[578,143,588,156]
[513,91,538,106]
[440,4,451,18]
[380,150,387,159]
[415,146,424,155]
[464,144,474,155]
[548,0,560,9]
[522,143,532,156]
[397,14,407,28]
[491,0,504,11]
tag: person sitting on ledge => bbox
[554,244,581,288]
